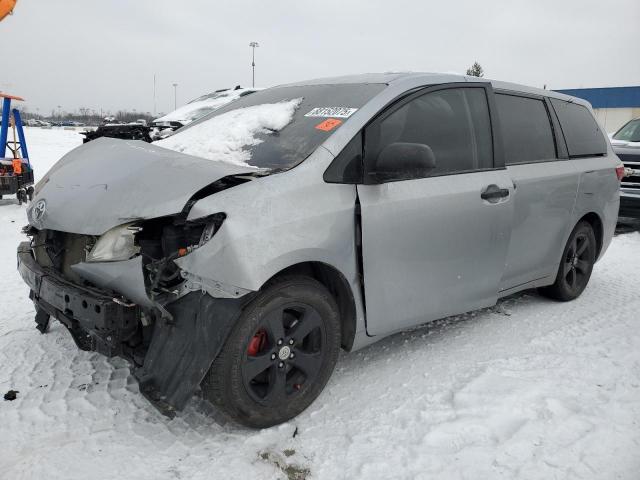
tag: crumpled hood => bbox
[28,137,256,235]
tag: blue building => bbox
[554,86,640,133]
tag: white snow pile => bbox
[154,98,302,167]
[153,88,255,126]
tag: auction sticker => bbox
[305,107,358,118]
[315,118,343,131]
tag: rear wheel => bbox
[539,221,596,301]
[202,276,341,428]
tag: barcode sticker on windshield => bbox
[305,107,358,118]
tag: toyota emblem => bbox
[31,199,47,222]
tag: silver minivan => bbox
[18,73,621,427]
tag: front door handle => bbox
[481,184,510,202]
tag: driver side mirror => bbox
[371,142,437,183]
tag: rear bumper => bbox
[17,241,139,356]
[619,189,640,218]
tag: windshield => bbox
[613,119,640,142]
[154,83,386,170]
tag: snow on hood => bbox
[153,88,255,126]
[154,98,303,167]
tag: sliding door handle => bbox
[481,184,510,201]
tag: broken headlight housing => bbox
[86,223,141,262]
[138,213,227,296]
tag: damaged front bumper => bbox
[18,242,140,355]
[17,241,252,417]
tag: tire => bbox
[539,221,597,301]
[202,275,341,428]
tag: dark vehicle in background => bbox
[81,120,151,144]
[610,118,640,217]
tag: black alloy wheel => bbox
[540,221,597,301]
[202,276,341,428]
[242,303,326,405]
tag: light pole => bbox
[153,74,157,117]
[249,41,259,88]
[172,83,178,110]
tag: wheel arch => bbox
[265,261,357,351]
[579,211,604,260]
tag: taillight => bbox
[616,166,625,181]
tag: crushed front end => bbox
[17,211,252,417]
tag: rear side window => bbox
[495,93,556,165]
[366,87,493,177]
[550,99,607,157]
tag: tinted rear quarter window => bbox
[495,93,556,165]
[550,98,607,157]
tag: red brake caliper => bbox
[247,329,267,356]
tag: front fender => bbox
[175,149,358,294]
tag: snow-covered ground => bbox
[1,128,639,480]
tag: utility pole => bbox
[249,41,259,88]
[172,83,178,110]
[153,74,157,116]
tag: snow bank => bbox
[154,98,302,167]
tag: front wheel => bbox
[539,221,597,301]
[202,276,341,428]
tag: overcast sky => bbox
[2,0,639,116]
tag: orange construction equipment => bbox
[0,92,34,204]
[12,158,22,174]
[0,0,17,22]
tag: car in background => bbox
[81,119,152,143]
[25,119,51,127]
[81,86,256,143]
[150,86,257,139]
[610,118,640,218]
[18,73,621,428]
